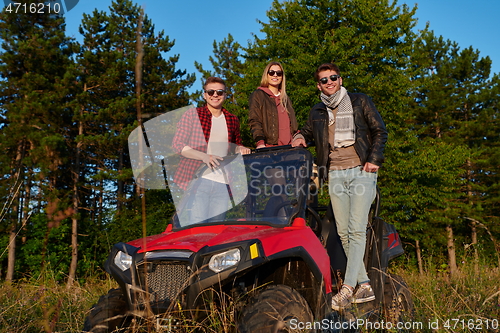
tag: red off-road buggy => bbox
[83,109,412,333]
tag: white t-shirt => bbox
[202,113,228,183]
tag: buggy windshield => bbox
[128,106,312,229]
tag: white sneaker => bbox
[331,285,353,311]
[352,284,375,304]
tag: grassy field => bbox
[391,262,500,333]
[0,274,115,333]
[1,261,499,332]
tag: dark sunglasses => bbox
[205,89,225,96]
[319,75,340,84]
[268,70,283,77]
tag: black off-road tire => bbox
[83,288,129,333]
[384,274,414,328]
[238,284,314,333]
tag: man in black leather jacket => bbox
[292,63,387,311]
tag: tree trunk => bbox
[67,181,79,288]
[6,224,17,282]
[91,185,96,225]
[416,240,423,276]
[470,220,479,274]
[467,217,500,269]
[98,178,104,227]
[135,11,148,244]
[67,107,84,289]
[6,140,26,282]
[134,10,144,199]
[465,159,479,274]
[446,224,458,277]
[21,171,32,244]
[117,148,124,212]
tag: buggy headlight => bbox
[208,248,240,273]
[114,251,133,271]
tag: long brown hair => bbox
[259,61,289,111]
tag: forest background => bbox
[0,0,499,310]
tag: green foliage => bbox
[381,138,470,253]
[403,28,500,260]
[107,189,176,245]
[243,0,419,125]
[17,214,72,282]
[0,0,80,283]
[0,0,78,193]
[76,0,195,213]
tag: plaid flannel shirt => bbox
[172,106,243,190]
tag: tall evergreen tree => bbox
[76,0,194,208]
[0,1,78,281]
[195,34,244,106]
[75,0,195,261]
[409,30,500,270]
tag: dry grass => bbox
[392,261,500,332]
[0,273,116,333]
[1,261,499,332]
[0,275,240,333]
[123,288,240,333]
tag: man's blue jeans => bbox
[328,167,377,288]
[190,178,229,224]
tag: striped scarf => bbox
[320,86,355,148]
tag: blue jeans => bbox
[328,167,377,288]
[189,178,229,225]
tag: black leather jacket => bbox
[299,92,388,183]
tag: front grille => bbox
[137,261,191,303]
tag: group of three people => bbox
[172,61,388,311]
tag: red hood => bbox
[128,224,280,253]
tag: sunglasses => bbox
[205,89,225,96]
[319,75,341,84]
[268,70,283,77]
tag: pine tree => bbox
[0,0,78,281]
[76,0,193,206]
[75,0,195,255]
[409,30,500,271]
[195,34,244,106]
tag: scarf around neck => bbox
[320,86,355,148]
